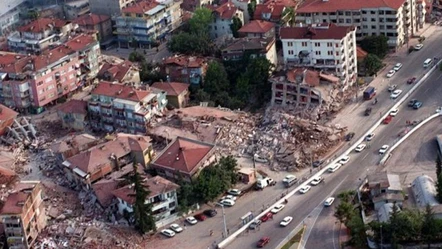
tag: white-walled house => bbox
[208,1,244,39]
[280,23,358,87]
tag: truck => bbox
[256,177,276,190]
[363,87,376,100]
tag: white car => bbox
[161,229,176,238]
[219,199,235,207]
[310,176,323,186]
[227,189,241,196]
[393,63,403,71]
[222,195,237,201]
[339,156,350,164]
[355,143,367,152]
[170,224,183,233]
[390,109,399,116]
[324,197,335,207]
[365,133,375,141]
[299,185,311,194]
[328,163,342,173]
[185,216,197,225]
[280,216,293,227]
[414,43,423,50]
[390,89,403,99]
[283,175,297,183]
[388,84,397,92]
[379,145,389,154]
[271,204,285,214]
[386,70,396,78]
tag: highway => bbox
[226,26,442,249]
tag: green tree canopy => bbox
[422,205,437,248]
[230,17,243,38]
[247,0,257,20]
[363,54,383,76]
[360,35,389,58]
[346,214,367,247]
[167,32,214,55]
[189,7,213,35]
[203,61,230,96]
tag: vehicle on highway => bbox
[185,216,197,225]
[194,213,207,221]
[345,132,355,141]
[310,176,323,186]
[408,99,418,107]
[249,220,262,230]
[364,107,372,116]
[203,209,217,217]
[388,84,397,92]
[324,197,335,207]
[221,195,237,201]
[339,155,350,164]
[355,143,367,152]
[413,101,423,109]
[161,229,176,238]
[379,145,389,154]
[257,237,270,248]
[271,204,285,214]
[393,63,403,71]
[437,107,442,113]
[383,115,393,124]
[219,199,235,207]
[414,43,423,50]
[407,77,417,84]
[390,89,403,99]
[170,224,183,233]
[363,87,376,100]
[386,70,396,78]
[312,160,324,168]
[299,185,311,194]
[282,175,298,187]
[424,58,433,68]
[328,163,342,173]
[280,216,293,227]
[260,212,273,222]
[227,189,242,196]
[390,109,399,116]
[256,177,276,190]
[365,133,375,141]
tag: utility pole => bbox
[216,203,228,238]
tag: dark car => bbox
[260,212,273,222]
[407,77,417,84]
[203,209,217,217]
[194,213,207,221]
[257,237,270,248]
[312,160,324,168]
[413,101,423,109]
[364,107,372,116]
[345,132,355,141]
[408,99,418,107]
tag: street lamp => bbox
[215,203,228,238]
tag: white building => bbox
[112,176,180,227]
[295,0,426,49]
[208,2,244,39]
[280,23,357,87]
[0,0,26,36]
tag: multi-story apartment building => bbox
[221,37,278,66]
[0,34,100,113]
[63,0,91,20]
[162,55,209,85]
[295,0,426,48]
[114,0,183,48]
[280,23,358,86]
[207,2,244,39]
[0,181,47,249]
[7,18,74,55]
[0,0,27,36]
[73,13,113,41]
[89,0,136,16]
[112,176,180,227]
[88,81,167,134]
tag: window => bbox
[345,11,351,16]
[362,17,367,21]
[370,11,376,14]
[37,81,43,86]
[47,84,54,90]
[315,51,321,55]
[45,76,52,83]
[327,42,332,47]
[38,89,44,95]
[371,18,376,22]
[314,42,320,47]
[380,25,385,29]
[362,10,367,14]
[362,25,368,29]
[327,51,333,55]
[301,42,307,46]
[336,51,340,56]
[287,42,293,46]
[346,19,351,23]
[338,18,344,23]
[379,10,384,15]
[288,50,294,55]
[372,25,377,29]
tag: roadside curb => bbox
[295,224,307,249]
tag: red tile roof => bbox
[0,104,18,123]
[0,52,20,66]
[280,23,354,40]
[151,82,189,96]
[253,4,285,20]
[56,99,88,115]
[73,13,111,26]
[238,20,275,34]
[122,0,159,14]
[92,179,121,207]
[357,46,368,60]
[64,34,98,52]
[207,2,239,19]
[163,55,207,68]
[297,0,406,13]
[112,176,179,205]
[153,137,215,174]
[92,81,151,102]
[264,0,298,7]
[0,192,28,214]
[18,18,70,33]
[97,61,133,83]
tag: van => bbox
[423,58,433,68]
[282,175,298,188]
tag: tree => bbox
[128,51,145,62]
[360,35,389,58]
[130,163,156,234]
[244,57,274,109]
[334,201,355,224]
[337,190,357,203]
[346,214,367,247]
[139,62,167,84]
[282,7,296,27]
[422,204,437,248]
[230,17,243,38]
[363,54,383,76]
[436,173,442,202]
[189,7,213,35]
[167,32,214,55]
[437,154,442,177]
[203,62,230,96]
[247,0,257,20]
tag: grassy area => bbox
[280,227,305,249]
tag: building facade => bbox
[114,0,183,48]
[65,34,102,79]
[151,81,190,108]
[63,0,91,20]
[208,2,244,39]
[88,81,167,134]
[73,13,113,41]
[0,0,27,36]
[89,0,136,16]
[221,37,277,66]
[238,20,275,38]
[162,55,208,85]
[295,0,426,48]
[0,104,18,136]
[56,99,88,131]
[0,181,47,249]
[280,23,358,87]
